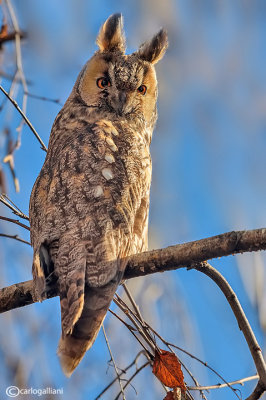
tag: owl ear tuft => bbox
[96,13,126,53]
[137,29,168,64]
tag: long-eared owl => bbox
[29,13,168,376]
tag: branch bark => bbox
[1,228,266,314]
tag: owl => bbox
[29,13,167,376]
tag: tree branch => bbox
[125,228,266,279]
[1,228,266,314]
[192,263,266,398]
[246,380,266,400]
[188,374,258,391]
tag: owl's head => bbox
[76,14,168,128]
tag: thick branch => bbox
[125,228,266,279]
[1,228,266,314]
[246,380,266,400]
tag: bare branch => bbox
[0,215,30,231]
[114,294,157,354]
[108,308,152,356]
[102,325,127,400]
[6,0,29,130]
[0,280,34,312]
[25,91,62,105]
[188,374,258,391]
[0,194,29,220]
[1,228,266,313]
[192,263,266,397]
[0,85,47,151]
[95,351,146,400]
[0,233,30,245]
[124,228,266,279]
[246,380,266,400]
[113,361,150,400]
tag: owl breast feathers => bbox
[29,13,167,376]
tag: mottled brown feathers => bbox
[137,29,168,64]
[96,13,126,53]
[29,13,167,376]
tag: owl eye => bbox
[137,84,147,95]
[138,85,147,96]
[97,77,111,89]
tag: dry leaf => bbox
[152,350,186,392]
[0,22,8,39]
[164,392,174,400]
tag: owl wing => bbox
[29,120,151,375]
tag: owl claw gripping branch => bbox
[29,13,168,376]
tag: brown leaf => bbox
[0,22,8,39]
[164,392,174,400]
[152,350,186,391]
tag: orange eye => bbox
[137,85,147,95]
[97,77,111,89]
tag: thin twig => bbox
[122,283,156,349]
[25,91,62,105]
[113,294,169,396]
[6,0,28,136]
[0,71,17,112]
[0,215,30,231]
[0,194,29,220]
[95,351,146,400]
[102,325,126,400]
[0,85,47,151]
[188,374,259,390]
[3,128,19,192]
[108,308,152,356]
[0,70,32,85]
[113,362,150,400]
[0,233,30,245]
[114,294,157,354]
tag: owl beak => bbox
[117,91,128,115]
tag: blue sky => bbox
[0,1,265,399]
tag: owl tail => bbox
[58,282,118,377]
